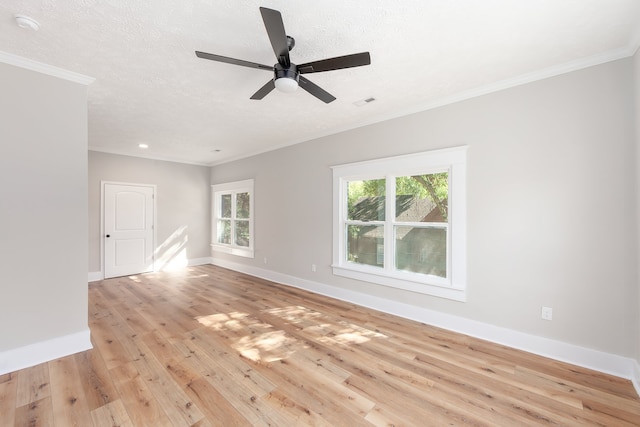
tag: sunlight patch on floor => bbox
[265,305,388,346]
[196,312,269,332]
[263,305,323,323]
[319,325,387,345]
[234,330,300,362]
[195,304,387,363]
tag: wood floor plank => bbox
[0,373,14,384]
[48,356,93,427]
[15,363,50,408]
[90,399,134,427]
[108,362,173,427]
[87,286,115,320]
[351,330,588,425]
[383,332,587,411]
[285,351,376,415]
[111,301,156,338]
[74,346,118,411]
[471,338,638,400]
[364,404,419,427]
[260,388,336,427]
[136,303,195,341]
[182,377,251,426]
[515,364,640,413]
[102,305,207,426]
[141,329,189,367]
[183,329,278,397]
[130,343,206,426]
[0,373,18,426]
[410,351,606,425]
[257,356,376,426]
[173,337,284,426]
[13,396,53,427]
[88,314,131,371]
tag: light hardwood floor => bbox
[1,264,639,426]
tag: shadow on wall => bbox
[155,225,189,271]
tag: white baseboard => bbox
[0,329,92,375]
[88,258,212,282]
[187,257,213,267]
[88,271,103,282]
[212,258,638,383]
[633,360,640,397]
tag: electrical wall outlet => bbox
[311,264,316,272]
[263,257,267,264]
[541,306,553,321]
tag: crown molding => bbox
[88,148,211,167]
[0,50,94,85]
[341,46,636,139]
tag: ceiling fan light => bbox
[274,77,298,93]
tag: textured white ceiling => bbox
[1,1,639,165]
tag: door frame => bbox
[100,180,157,278]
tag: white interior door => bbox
[104,183,155,278]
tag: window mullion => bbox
[248,191,254,250]
[384,175,395,272]
[340,179,348,264]
[230,192,237,247]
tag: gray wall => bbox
[88,151,211,273]
[212,58,636,357]
[635,48,640,369]
[0,63,88,351]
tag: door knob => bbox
[106,234,111,238]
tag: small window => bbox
[211,179,254,258]
[332,147,467,301]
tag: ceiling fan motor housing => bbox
[274,63,299,82]
[274,63,299,92]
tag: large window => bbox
[211,179,254,258]
[332,147,466,301]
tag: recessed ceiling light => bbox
[14,15,40,31]
[138,143,149,149]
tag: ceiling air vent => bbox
[354,97,376,107]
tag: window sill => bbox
[211,244,254,259]
[332,265,466,302]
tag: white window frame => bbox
[332,146,467,301]
[211,179,254,258]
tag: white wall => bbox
[88,151,211,276]
[0,62,90,372]
[212,58,636,361]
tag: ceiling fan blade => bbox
[259,7,290,68]
[298,52,371,74]
[298,76,336,103]
[195,51,273,71]
[250,79,276,100]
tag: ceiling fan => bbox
[195,7,371,103]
